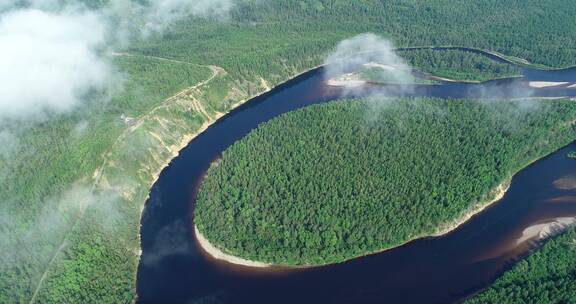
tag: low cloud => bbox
[138,0,234,37]
[0,8,113,119]
[142,220,191,267]
[325,33,410,80]
[0,184,123,266]
[0,0,236,120]
[324,33,415,98]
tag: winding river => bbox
[137,62,576,303]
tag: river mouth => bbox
[137,64,576,304]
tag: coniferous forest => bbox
[3,1,576,303]
[196,98,576,265]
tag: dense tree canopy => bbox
[196,98,576,265]
[135,0,576,84]
[467,228,576,304]
[399,49,522,82]
[4,0,576,302]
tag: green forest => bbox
[196,98,576,265]
[3,0,576,302]
[399,49,522,82]
[0,55,213,303]
[467,228,576,303]
[134,0,576,85]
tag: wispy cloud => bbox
[0,8,113,119]
[142,220,191,267]
[324,33,415,99]
[0,184,123,266]
[325,33,410,80]
[0,0,237,120]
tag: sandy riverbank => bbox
[194,226,272,268]
[516,217,576,245]
[195,181,512,268]
[433,182,510,236]
[528,81,571,88]
[326,78,366,87]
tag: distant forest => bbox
[135,0,576,84]
[4,0,576,302]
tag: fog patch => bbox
[0,184,123,266]
[0,0,237,121]
[324,33,414,98]
[0,130,18,181]
[0,130,18,159]
[138,0,234,37]
[467,80,540,110]
[142,220,191,267]
[0,8,115,120]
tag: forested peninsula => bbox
[196,98,576,265]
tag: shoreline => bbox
[151,58,573,270]
[194,226,272,268]
[432,182,510,236]
[194,181,512,269]
[529,81,573,88]
[135,64,325,274]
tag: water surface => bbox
[137,65,576,304]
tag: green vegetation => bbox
[5,0,576,302]
[196,98,576,265]
[399,49,522,82]
[0,55,214,303]
[467,227,576,303]
[568,151,576,159]
[133,0,576,80]
[355,66,434,85]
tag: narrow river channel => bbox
[137,64,576,304]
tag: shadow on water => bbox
[137,65,576,304]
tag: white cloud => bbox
[0,0,238,120]
[0,183,123,266]
[0,8,113,119]
[113,0,235,37]
[0,130,18,181]
[324,33,411,81]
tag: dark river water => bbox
[137,64,576,304]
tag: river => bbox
[137,63,576,303]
